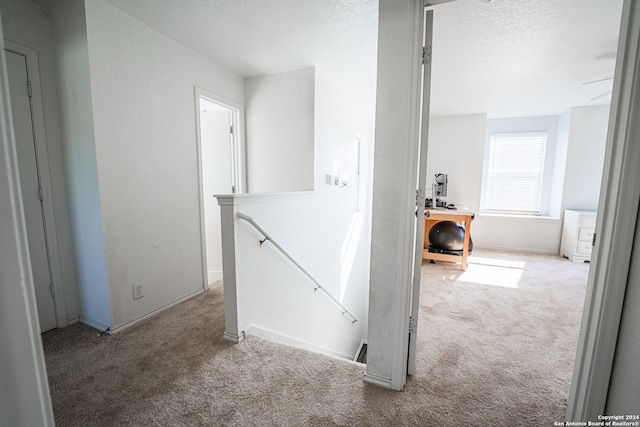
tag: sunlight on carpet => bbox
[457,256,525,288]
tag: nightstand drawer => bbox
[578,227,595,242]
[580,216,596,229]
[576,241,593,255]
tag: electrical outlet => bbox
[133,283,144,300]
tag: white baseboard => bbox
[78,316,111,334]
[363,371,393,389]
[208,270,223,285]
[473,244,558,255]
[66,317,80,326]
[110,289,204,334]
[223,331,245,343]
[244,325,357,363]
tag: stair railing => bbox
[236,211,357,324]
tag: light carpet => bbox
[42,249,589,426]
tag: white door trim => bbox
[408,8,434,376]
[567,0,640,419]
[194,87,246,193]
[4,39,68,328]
[391,0,424,390]
[364,0,425,391]
[389,0,425,391]
[194,86,245,290]
[390,0,638,414]
[0,31,55,426]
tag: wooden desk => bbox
[422,207,474,271]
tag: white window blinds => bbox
[485,132,547,214]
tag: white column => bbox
[217,195,244,343]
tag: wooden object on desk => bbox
[422,206,474,271]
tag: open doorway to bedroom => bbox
[412,0,623,419]
[195,89,245,287]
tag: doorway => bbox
[195,88,245,287]
[388,0,630,418]
[4,42,65,333]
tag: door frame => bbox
[407,7,433,376]
[194,86,246,290]
[566,0,640,418]
[364,0,425,391]
[4,40,68,328]
[393,0,638,416]
[0,32,55,426]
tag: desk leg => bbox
[422,218,436,259]
[461,220,471,271]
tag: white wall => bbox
[221,53,374,360]
[561,105,610,212]
[223,193,368,359]
[426,114,486,210]
[0,0,80,323]
[427,106,609,253]
[245,68,315,193]
[550,109,570,217]
[427,115,558,253]
[78,0,245,330]
[51,0,111,329]
[474,115,563,253]
[313,67,375,336]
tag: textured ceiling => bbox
[431,0,624,117]
[102,0,379,116]
[41,0,623,118]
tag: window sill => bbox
[479,212,561,222]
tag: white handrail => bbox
[236,211,358,324]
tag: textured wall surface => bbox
[219,34,376,360]
[51,0,112,328]
[83,0,244,329]
[245,68,315,193]
[426,114,486,211]
[561,106,610,212]
[222,64,375,358]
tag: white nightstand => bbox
[560,210,597,263]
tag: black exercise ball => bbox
[428,221,473,253]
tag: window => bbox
[481,116,560,217]
[484,132,548,214]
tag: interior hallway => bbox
[42,249,588,426]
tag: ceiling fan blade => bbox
[591,90,612,101]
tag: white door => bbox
[407,9,434,375]
[5,48,57,332]
[198,95,238,285]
